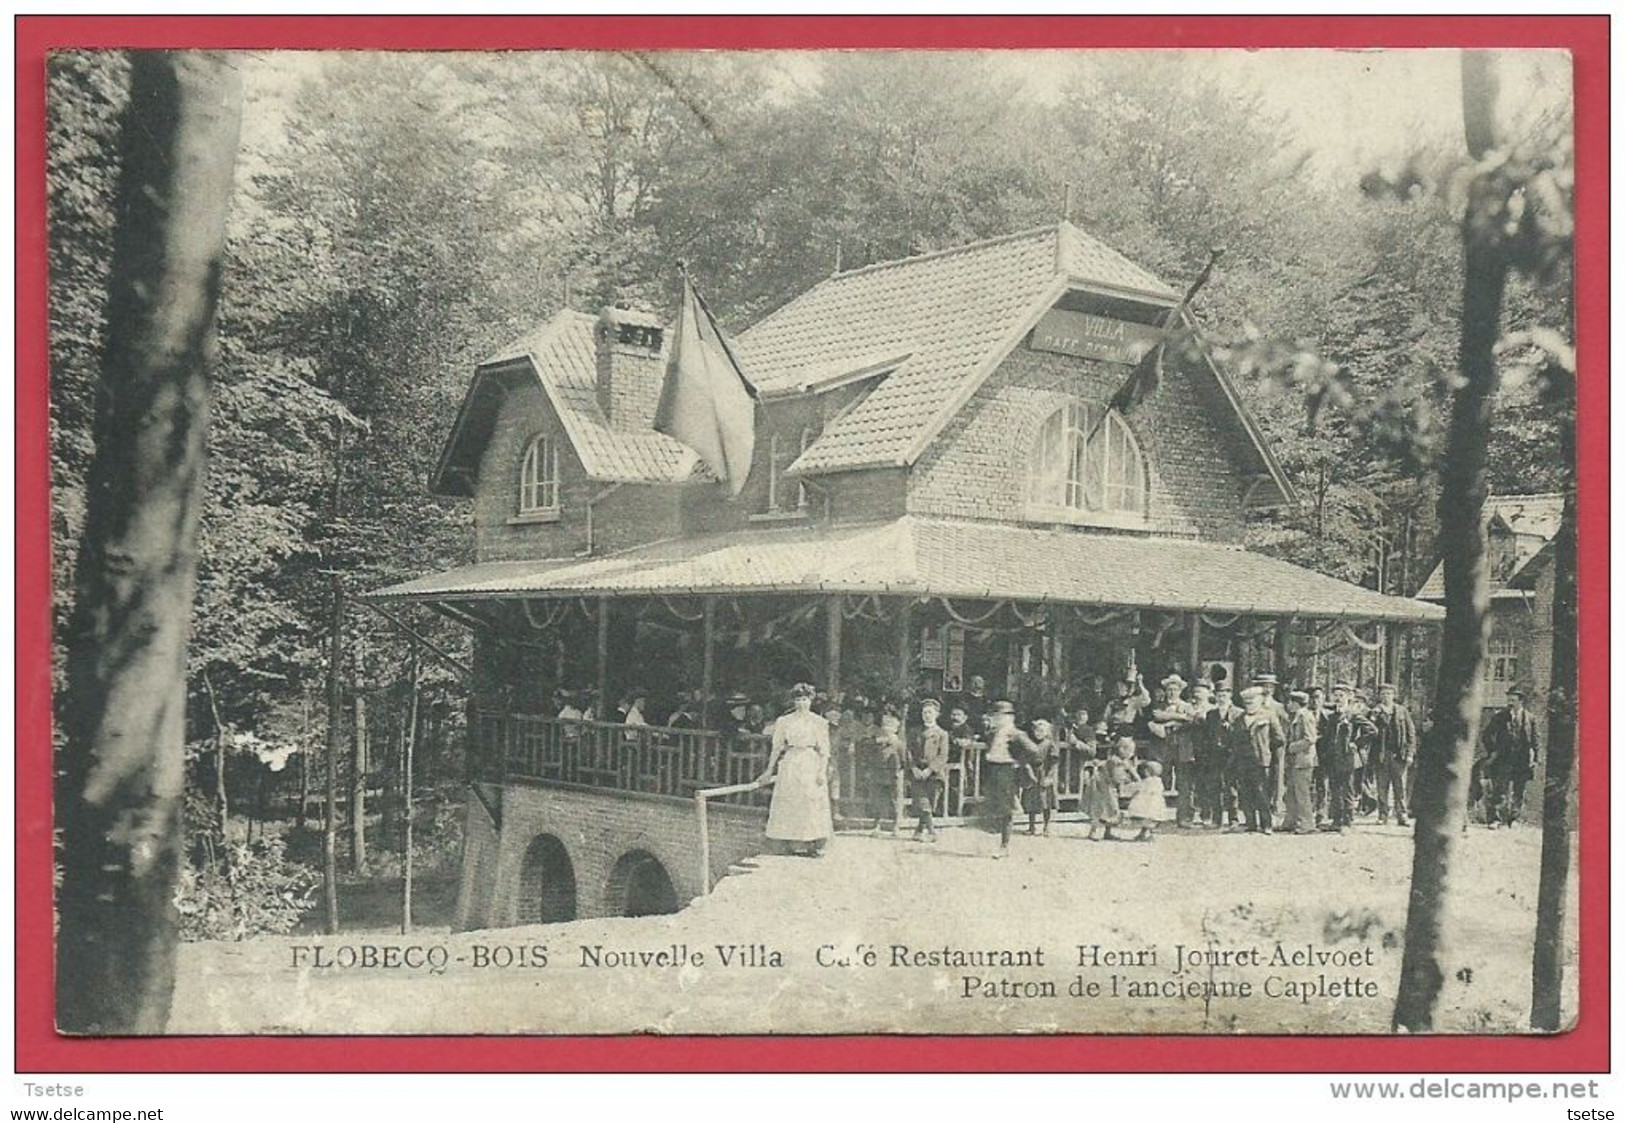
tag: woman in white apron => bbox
[758,682,834,857]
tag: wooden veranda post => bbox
[701,596,716,709]
[894,598,914,698]
[1274,616,1292,680]
[1187,613,1202,679]
[596,596,610,715]
[825,593,843,696]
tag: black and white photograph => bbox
[45,44,1580,1039]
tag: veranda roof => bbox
[366,517,1444,624]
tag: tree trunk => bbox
[297,684,311,831]
[1531,487,1577,1029]
[402,650,421,935]
[201,670,229,847]
[1393,51,1511,1033]
[352,692,368,873]
[323,576,344,934]
[199,669,239,930]
[56,51,242,1035]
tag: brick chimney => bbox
[595,307,667,431]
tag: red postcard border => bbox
[13,14,1610,1073]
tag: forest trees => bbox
[46,51,1577,1021]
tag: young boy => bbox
[908,699,950,841]
[862,710,905,836]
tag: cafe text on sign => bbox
[1029,307,1163,366]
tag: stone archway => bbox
[605,849,679,917]
[516,833,577,924]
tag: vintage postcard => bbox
[42,41,1582,1040]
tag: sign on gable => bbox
[1029,307,1163,366]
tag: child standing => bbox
[862,710,905,836]
[1124,760,1173,842]
[1079,757,1122,841]
[1022,718,1061,836]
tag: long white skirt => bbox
[765,746,834,842]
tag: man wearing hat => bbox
[1203,683,1244,828]
[1481,687,1540,827]
[1282,690,1319,833]
[1150,673,1198,826]
[907,698,950,842]
[1102,670,1152,739]
[1236,686,1284,833]
[719,692,755,741]
[1251,672,1286,716]
[1186,680,1220,827]
[1368,682,1418,826]
[1322,682,1375,831]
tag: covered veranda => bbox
[364,515,1444,818]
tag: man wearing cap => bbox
[907,698,950,842]
[1251,673,1287,817]
[1481,687,1540,827]
[1307,684,1331,826]
[1368,682,1418,826]
[1282,690,1319,833]
[1322,682,1375,831]
[1252,673,1286,716]
[981,700,1039,857]
[957,674,991,732]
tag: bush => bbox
[176,836,317,941]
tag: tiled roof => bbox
[368,516,1443,623]
[1416,493,1566,600]
[484,312,701,485]
[733,225,1177,475]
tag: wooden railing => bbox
[834,737,1099,821]
[474,710,1108,821]
[471,710,774,808]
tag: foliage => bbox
[176,835,318,942]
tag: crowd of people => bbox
[544,666,1543,860]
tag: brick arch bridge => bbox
[455,776,770,931]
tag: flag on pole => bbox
[655,273,760,496]
[1104,247,1224,418]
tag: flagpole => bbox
[1082,247,1225,451]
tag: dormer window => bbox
[1027,402,1147,523]
[519,434,560,517]
[755,426,817,520]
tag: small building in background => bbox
[1416,492,1563,725]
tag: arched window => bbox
[1027,403,1147,518]
[519,434,560,515]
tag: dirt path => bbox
[169,822,1575,1035]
